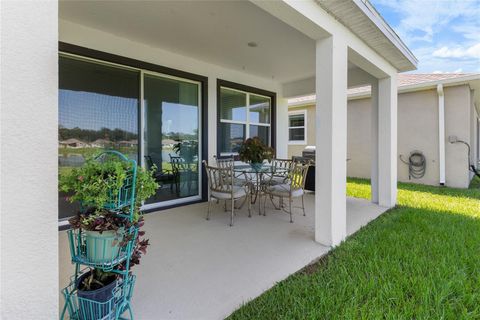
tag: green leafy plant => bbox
[60,152,159,291]
[68,208,125,233]
[60,158,127,211]
[238,137,274,164]
[60,154,159,221]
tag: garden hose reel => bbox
[400,151,426,180]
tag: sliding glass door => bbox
[143,72,201,206]
[58,54,204,221]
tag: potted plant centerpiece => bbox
[238,137,274,171]
[60,153,159,318]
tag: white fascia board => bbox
[267,0,398,75]
[353,0,418,68]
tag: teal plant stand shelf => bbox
[61,151,139,320]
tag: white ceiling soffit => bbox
[59,0,316,83]
[316,0,418,72]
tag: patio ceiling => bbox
[59,0,317,84]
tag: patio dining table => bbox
[233,164,290,214]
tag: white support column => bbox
[378,75,398,207]
[315,36,348,247]
[370,80,379,203]
[1,1,59,318]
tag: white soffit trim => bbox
[315,0,418,72]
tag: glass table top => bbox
[233,164,289,174]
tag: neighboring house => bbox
[288,73,480,188]
[59,138,87,148]
[90,138,113,148]
[161,139,178,148]
[117,139,138,148]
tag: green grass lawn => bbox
[470,175,480,189]
[228,178,480,320]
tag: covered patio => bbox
[60,194,388,319]
[1,0,417,318]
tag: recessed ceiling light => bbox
[247,42,258,48]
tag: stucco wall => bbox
[1,2,59,319]
[288,84,475,188]
[444,85,471,188]
[397,89,440,185]
[346,98,372,178]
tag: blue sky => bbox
[371,0,480,73]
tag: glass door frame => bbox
[140,69,204,211]
[58,42,209,221]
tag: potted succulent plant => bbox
[238,137,274,171]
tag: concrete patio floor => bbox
[59,193,388,320]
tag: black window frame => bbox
[216,79,276,158]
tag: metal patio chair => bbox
[262,162,310,223]
[170,154,195,195]
[269,158,295,185]
[203,160,251,226]
[213,155,248,187]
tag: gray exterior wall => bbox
[444,85,472,188]
[288,84,479,188]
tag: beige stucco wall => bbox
[288,84,477,188]
[346,98,372,178]
[444,85,472,188]
[397,89,440,186]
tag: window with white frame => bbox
[288,110,307,144]
[218,86,271,154]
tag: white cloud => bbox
[372,0,480,72]
[373,0,480,44]
[407,46,480,73]
[433,43,480,59]
[432,69,463,74]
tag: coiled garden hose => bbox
[399,151,426,179]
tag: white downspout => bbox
[437,84,446,185]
